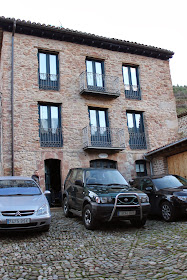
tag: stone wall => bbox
[0,31,178,189]
[178,113,187,137]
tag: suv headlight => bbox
[178,196,187,202]
[36,204,50,216]
[95,196,112,204]
[140,195,149,203]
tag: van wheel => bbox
[63,197,73,218]
[161,201,175,222]
[83,205,97,230]
[130,217,147,228]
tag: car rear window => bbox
[0,180,42,196]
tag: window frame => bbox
[38,103,62,147]
[38,51,59,90]
[122,65,141,100]
[126,111,147,149]
[86,58,105,90]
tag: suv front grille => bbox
[113,196,139,205]
[1,210,35,217]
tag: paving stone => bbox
[0,210,186,279]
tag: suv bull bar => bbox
[108,193,143,221]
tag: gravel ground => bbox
[0,209,186,280]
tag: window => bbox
[38,52,59,90]
[86,59,104,91]
[135,160,147,176]
[39,104,62,147]
[127,111,146,149]
[90,159,117,169]
[122,65,141,99]
[89,108,111,147]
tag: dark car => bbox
[62,168,150,230]
[130,174,187,222]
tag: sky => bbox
[1,0,187,86]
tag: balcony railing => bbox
[39,73,59,90]
[129,132,147,149]
[40,127,62,147]
[124,84,141,100]
[79,72,120,97]
[83,126,125,151]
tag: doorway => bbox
[45,159,62,207]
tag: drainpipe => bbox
[11,20,16,176]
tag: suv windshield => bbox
[152,175,187,190]
[85,169,128,186]
[0,180,42,196]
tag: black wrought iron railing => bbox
[83,126,125,150]
[39,73,59,90]
[40,127,62,147]
[129,132,147,149]
[79,72,120,96]
[124,84,141,100]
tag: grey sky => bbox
[1,0,186,86]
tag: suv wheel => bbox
[161,201,175,222]
[130,217,147,228]
[63,197,73,218]
[83,205,97,230]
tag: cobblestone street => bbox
[0,209,187,280]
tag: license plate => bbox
[7,218,31,224]
[118,211,136,216]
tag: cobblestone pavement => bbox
[0,209,186,280]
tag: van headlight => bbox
[95,196,113,203]
[178,196,187,202]
[140,195,149,203]
[36,204,50,216]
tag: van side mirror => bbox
[145,186,153,192]
[44,190,51,195]
[75,180,83,187]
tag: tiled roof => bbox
[145,137,187,157]
[0,16,174,60]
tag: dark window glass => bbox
[136,160,147,176]
[140,179,154,191]
[38,52,59,90]
[122,65,141,99]
[127,111,146,149]
[39,104,62,147]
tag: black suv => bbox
[130,174,187,222]
[62,168,150,230]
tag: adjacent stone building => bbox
[0,17,179,204]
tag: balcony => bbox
[129,132,147,149]
[40,128,63,147]
[124,84,141,100]
[83,126,125,151]
[39,73,59,90]
[79,72,120,98]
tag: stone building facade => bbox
[0,17,179,204]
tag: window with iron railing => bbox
[38,52,59,90]
[39,104,62,147]
[122,66,141,100]
[86,59,105,91]
[127,111,146,149]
